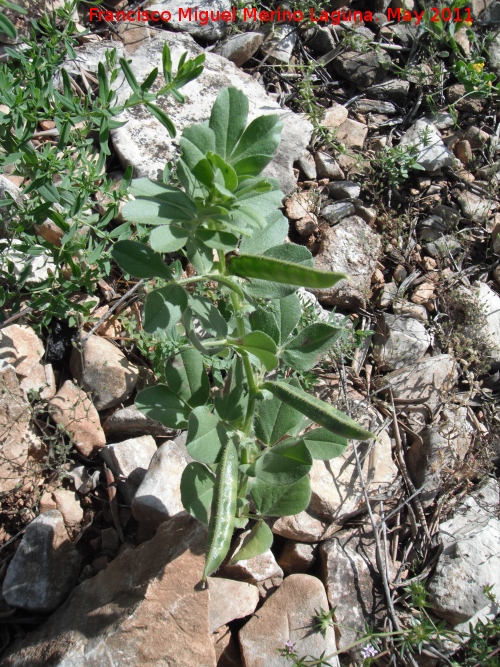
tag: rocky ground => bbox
[0,0,500,665]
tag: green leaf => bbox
[149,224,189,253]
[239,209,288,255]
[251,476,311,516]
[186,236,213,274]
[0,13,17,40]
[164,348,210,409]
[209,152,238,192]
[119,57,141,94]
[299,427,348,460]
[230,521,273,564]
[209,87,248,159]
[230,115,282,169]
[195,228,239,251]
[135,384,189,428]
[255,438,312,486]
[283,323,342,372]
[186,406,228,464]
[274,293,302,344]
[189,294,228,337]
[250,307,279,345]
[262,381,375,441]
[232,331,278,371]
[228,254,347,289]
[180,462,215,525]
[144,283,188,334]
[180,123,216,171]
[162,41,172,83]
[124,180,197,225]
[145,102,176,138]
[214,355,248,427]
[254,379,305,445]
[112,240,173,280]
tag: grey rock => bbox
[399,119,456,172]
[0,239,56,284]
[208,578,259,632]
[314,152,344,180]
[389,22,418,46]
[0,175,22,235]
[260,25,297,64]
[278,541,317,574]
[297,153,317,180]
[392,299,429,322]
[223,530,284,597]
[377,281,399,308]
[457,191,497,223]
[427,478,500,626]
[66,33,312,195]
[489,30,500,75]
[131,437,189,532]
[0,363,31,493]
[331,49,391,88]
[327,180,361,200]
[3,510,81,613]
[475,281,500,365]
[320,524,396,657]
[147,0,231,41]
[375,354,458,408]
[70,334,139,411]
[272,510,334,543]
[239,574,340,667]
[304,26,335,55]
[311,216,381,310]
[1,514,217,667]
[429,112,456,129]
[321,201,355,224]
[353,99,397,114]
[215,31,264,66]
[407,407,472,506]
[367,78,410,104]
[372,313,431,371]
[103,404,177,437]
[425,235,462,258]
[100,435,157,504]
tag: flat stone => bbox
[239,574,340,667]
[314,152,344,180]
[322,103,348,128]
[1,514,217,667]
[335,118,368,149]
[0,239,56,284]
[19,363,56,400]
[354,99,397,114]
[100,435,157,504]
[70,334,139,411]
[296,214,318,236]
[278,541,317,574]
[457,191,496,223]
[427,478,500,627]
[399,119,455,172]
[411,281,436,309]
[392,299,429,322]
[260,25,297,64]
[2,510,81,613]
[425,235,462,258]
[222,530,283,596]
[304,25,335,55]
[215,31,264,66]
[320,523,395,657]
[0,363,31,493]
[52,489,84,530]
[311,216,381,310]
[272,511,334,543]
[131,437,189,532]
[327,180,361,200]
[367,78,410,104]
[475,281,500,365]
[0,324,44,379]
[297,153,317,180]
[375,354,458,409]
[48,380,106,457]
[102,403,176,437]
[208,577,259,632]
[148,0,231,41]
[284,191,316,221]
[331,49,391,88]
[372,313,431,371]
[64,34,312,195]
[321,201,355,224]
[377,282,399,309]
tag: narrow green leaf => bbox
[262,381,375,441]
[209,87,248,159]
[162,42,172,83]
[250,307,279,345]
[0,13,17,40]
[144,283,188,334]
[164,347,210,409]
[214,355,248,427]
[180,462,215,525]
[119,57,141,93]
[112,240,173,279]
[274,293,302,345]
[230,521,273,564]
[251,476,311,516]
[186,406,227,464]
[254,438,312,486]
[145,102,176,138]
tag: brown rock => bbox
[278,540,317,574]
[0,363,31,493]
[1,514,217,667]
[70,334,139,411]
[411,281,436,308]
[272,510,337,543]
[222,531,284,597]
[33,220,64,247]
[322,102,348,128]
[212,626,242,667]
[455,139,473,165]
[335,118,368,149]
[52,489,83,529]
[295,214,318,236]
[0,324,44,378]
[20,363,56,400]
[48,380,106,456]
[208,578,259,632]
[284,191,316,221]
[239,574,340,667]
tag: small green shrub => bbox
[112,86,373,577]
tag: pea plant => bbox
[112,87,374,579]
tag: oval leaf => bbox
[251,476,311,517]
[187,406,227,464]
[112,240,173,280]
[135,385,189,428]
[180,462,215,525]
[254,438,312,486]
[229,521,273,564]
[144,283,188,334]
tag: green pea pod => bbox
[227,254,347,289]
[261,381,375,441]
[203,438,239,580]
